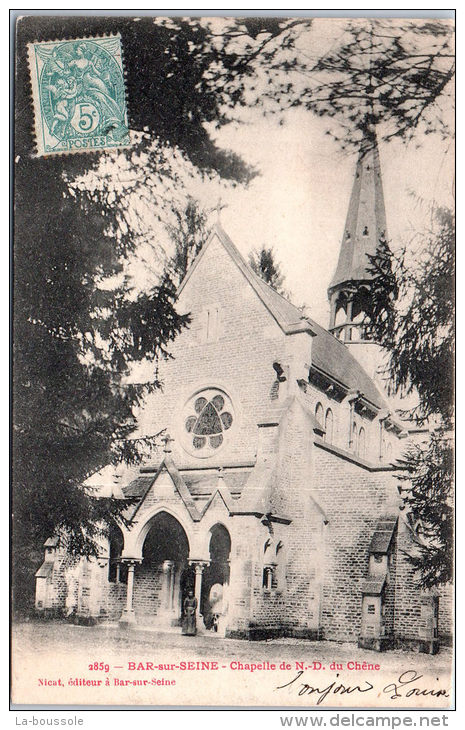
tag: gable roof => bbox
[122,475,153,498]
[308,317,387,410]
[35,562,53,579]
[178,222,387,412]
[200,485,235,516]
[368,516,398,553]
[250,266,387,409]
[178,223,315,336]
[129,457,201,523]
[183,470,248,499]
[124,469,250,502]
[360,576,387,595]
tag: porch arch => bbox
[132,510,192,627]
[122,504,198,560]
[197,513,233,557]
[201,523,232,633]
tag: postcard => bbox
[12,13,455,709]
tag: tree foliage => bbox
[269,18,454,149]
[164,198,213,287]
[397,432,454,589]
[363,209,454,588]
[195,17,454,149]
[366,208,454,424]
[13,161,190,610]
[248,246,287,295]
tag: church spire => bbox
[328,126,389,344]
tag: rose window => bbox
[183,389,234,455]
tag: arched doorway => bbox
[202,524,231,633]
[133,512,190,626]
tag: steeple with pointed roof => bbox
[328,127,390,348]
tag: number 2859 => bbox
[88,661,110,673]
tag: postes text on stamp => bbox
[27,35,130,156]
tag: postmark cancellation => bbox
[27,35,130,156]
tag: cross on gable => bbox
[162,433,175,453]
[215,197,227,222]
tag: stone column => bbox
[120,560,137,626]
[162,560,175,610]
[346,298,353,341]
[190,561,208,621]
[170,565,176,610]
[173,566,182,617]
[329,292,337,330]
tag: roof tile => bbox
[368,517,398,554]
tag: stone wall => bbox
[394,523,453,646]
[137,233,312,471]
[312,444,398,641]
[133,561,164,623]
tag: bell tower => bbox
[327,127,391,381]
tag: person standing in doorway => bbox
[182,590,197,636]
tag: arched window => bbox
[358,427,366,458]
[335,304,347,327]
[351,421,358,452]
[262,566,274,590]
[315,402,324,427]
[325,408,333,444]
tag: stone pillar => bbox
[329,292,337,330]
[346,298,353,341]
[120,560,137,626]
[173,566,182,616]
[162,560,175,610]
[170,565,176,610]
[190,561,208,621]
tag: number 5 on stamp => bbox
[27,35,131,156]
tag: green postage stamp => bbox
[27,35,130,155]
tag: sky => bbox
[78,17,454,329]
[187,109,454,326]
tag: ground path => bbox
[12,621,453,709]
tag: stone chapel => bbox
[35,133,452,652]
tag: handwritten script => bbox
[276,670,450,706]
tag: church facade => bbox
[34,136,452,652]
